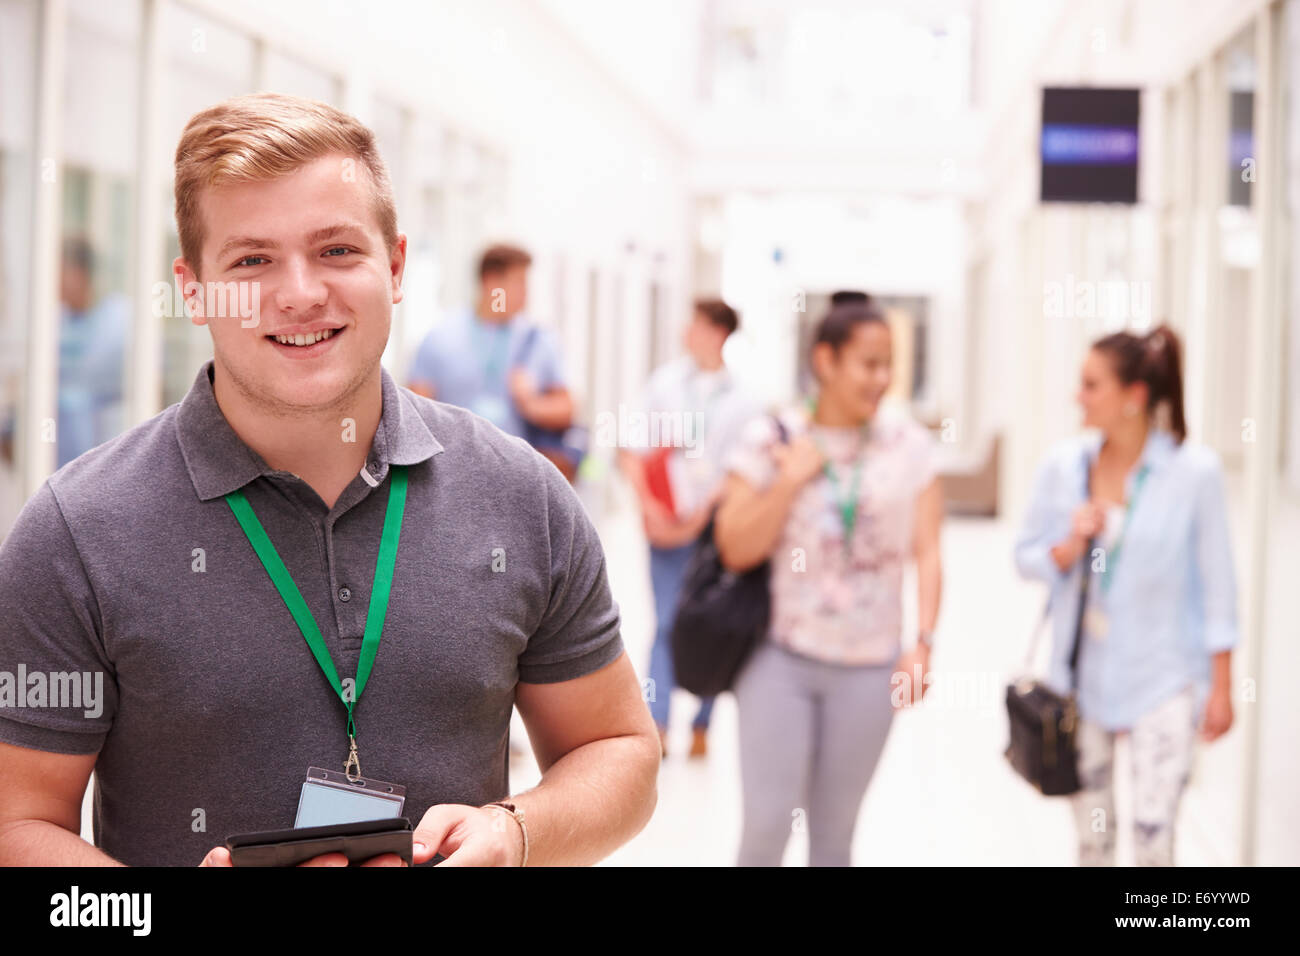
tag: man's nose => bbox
[272,255,328,313]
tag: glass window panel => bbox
[371,96,405,203]
[55,0,141,468]
[158,0,255,407]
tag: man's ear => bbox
[389,233,408,305]
[172,256,207,327]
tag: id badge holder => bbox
[294,766,407,829]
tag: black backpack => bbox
[669,417,788,696]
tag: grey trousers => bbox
[733,638,898,867]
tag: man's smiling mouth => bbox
[265,327,342,347]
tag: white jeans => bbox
[1071,684,1198,866]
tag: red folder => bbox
[642,446,677,520]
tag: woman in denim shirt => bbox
[1015,325,1236,866]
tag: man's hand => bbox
[643,503,712,549]
[412,804,524,867]
[198,847,407,867]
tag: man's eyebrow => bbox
[305,223,367,245]
[214,224,368,261]
[216,236,279,260]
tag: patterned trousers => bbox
[1071,684,1198,867]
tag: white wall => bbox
[185,0,693,421]
[969,0,1275,519]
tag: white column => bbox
[1238,0,1286,868]
[1185,60,1226,450]
[130,0,165,427]
[23,0,65,497]
[389,105,416,372]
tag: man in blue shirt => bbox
[57,238,128,467]
[408,244,578,479]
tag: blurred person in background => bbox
[715,296,943,866]
[408,243,580,480]
[57,237,128,467]
[617,298,757,758]
[1014,325,1236,867]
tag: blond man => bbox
[0,93,658,867]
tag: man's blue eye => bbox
[324,247,350,257]
[236,256,267,267]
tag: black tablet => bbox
[226,816,414,867]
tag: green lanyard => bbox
[1097,463,1149,594]
[223,465,408,780]
[806,398,869,556]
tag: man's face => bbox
[682,312,725,361]
[59,263,92,313]
[175,152,406,414]
[482,264,528,318]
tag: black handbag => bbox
[1003,610,1083,796]
[1005,453,1095,796]
[669,417,788,697]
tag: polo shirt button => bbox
[338,587,352,603]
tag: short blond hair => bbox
[174,92,398,272]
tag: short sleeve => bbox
[725,414,782,490]
[706,390,763,471]
[407,328,447,389]
[907,420,938,495]
[0,483,117,754]
[619,363,671,453]
[524,327,566,393]
[517,460,624,683]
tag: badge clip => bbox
[344,735,362,782]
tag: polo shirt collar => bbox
[176,359,443,502]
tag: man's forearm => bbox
[0,818,123,866]
[519,390,573,431]
[509,732,658,866]
[616,450,652,503]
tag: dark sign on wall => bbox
[1040,87,1140,204]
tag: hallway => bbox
[507,484,1299,866]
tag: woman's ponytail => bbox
[1141,324,1186,442]
[1092,323,1188,443]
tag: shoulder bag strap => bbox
[1020,446,1094,682]
[1068,447,1095,690]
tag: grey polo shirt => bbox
[0,360,624,866]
